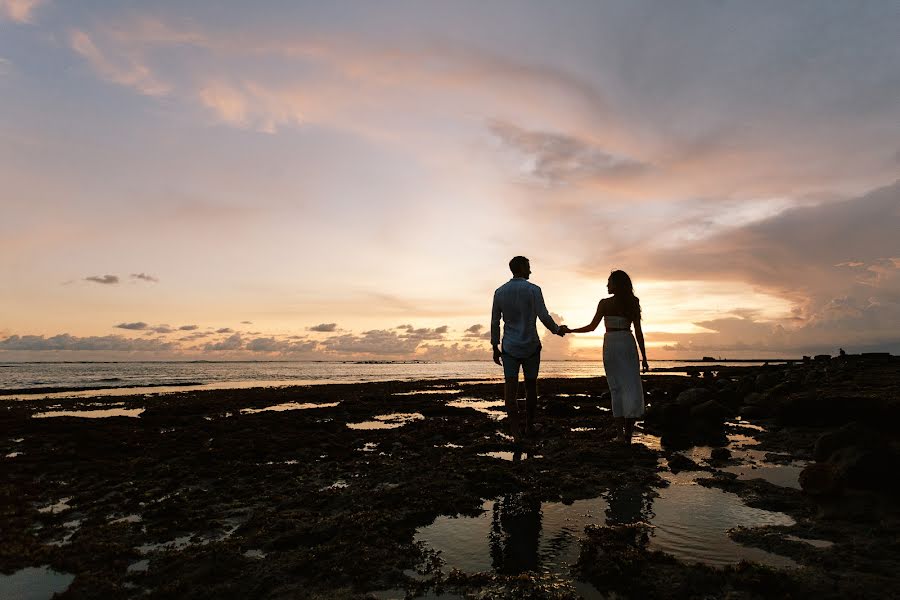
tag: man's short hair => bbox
[509,256,529,274]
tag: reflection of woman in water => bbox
[563,270,648,443]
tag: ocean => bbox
[0,360,784,399]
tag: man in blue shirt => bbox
[491,256,565,440]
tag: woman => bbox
[562,270,648,443]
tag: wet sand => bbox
[2,357,898,598]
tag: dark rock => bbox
[666,453,701,473]
[710,447,731,461]
[830,444,900,492]
[813,422,870,462]
[799,462,842,496]
[742,392,766,406]
[690,399,730,424]
[739,405,771,419]
[675,387,711,407]
[755,371,783,391]
[660,403,690,431]
[736,376,756,397]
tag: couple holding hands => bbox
[490,256,648,444]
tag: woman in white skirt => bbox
[561,270,649,443]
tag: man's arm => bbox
[490,290,503,365]
[533,286,560,334]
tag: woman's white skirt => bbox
[602,331,645,418]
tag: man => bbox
[491,256,565,441]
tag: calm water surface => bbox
[0,360,782,399]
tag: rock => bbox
[742,392,766,406]
[755,371,783,391]
[690,399,730,424]
[799,462,842,496]
[660,403,690,431]
[675,387,711,407]
[739,405,771,419]
[710,447,731,461]
[667,453,702,473]
[736,376,755,397]
[813,422,870,462]
[830,444,900,492]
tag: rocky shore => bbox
[2,355,898,599]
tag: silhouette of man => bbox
[491,256,564,440]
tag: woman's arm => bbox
[634,317,649,372]
[567,300,604,333]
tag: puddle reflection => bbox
[241,401,339,415]
[33,407,144,419]
[416,470,797,579]
[347,412,425,430]
[446,397,506,420]
[0,566,75,600]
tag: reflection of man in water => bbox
[605,484,650,526]
[489,492,542,574]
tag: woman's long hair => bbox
[609,270,641,321]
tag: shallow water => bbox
[1,360,787,398]
[416,421,802,582]
[0,566,75,600]
[650,471,797,567]
[477,451,544,461]
[415,474,797,581]
[240,401,340,414]
[446,397,506,420]
[32,407,144,419]
[347,412,426,430]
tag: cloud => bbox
[308,322,338,332]
[216,327,234,333]
[245,336,318,354]
[616,180,900,355]
[464,324,491,339]
[240,320,253,324]
[0,0,46,24]
[178,324,198,331]
[114,321,148,330]
[489,120,649,187]
[130,272,159,282]
[85,274,119,285]
[204,332,243,351]
[69,30,171,97]
[320,329,421,356]
[0,333,175,352]
[152,325,174,334]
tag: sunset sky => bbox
[1,0,898,361]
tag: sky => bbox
[1,0,898,361]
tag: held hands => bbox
[557,325,570,336]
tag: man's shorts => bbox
[502,349,541,380]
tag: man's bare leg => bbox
[524,378,538,435]
[613,417,626,442]
[623,418,636,443]
[504,377,521,441]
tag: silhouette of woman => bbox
[562,270,648,443]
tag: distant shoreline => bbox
[0,358,801,365]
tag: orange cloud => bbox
[0,0,46,24]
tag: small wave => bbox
[97,378,123,382]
